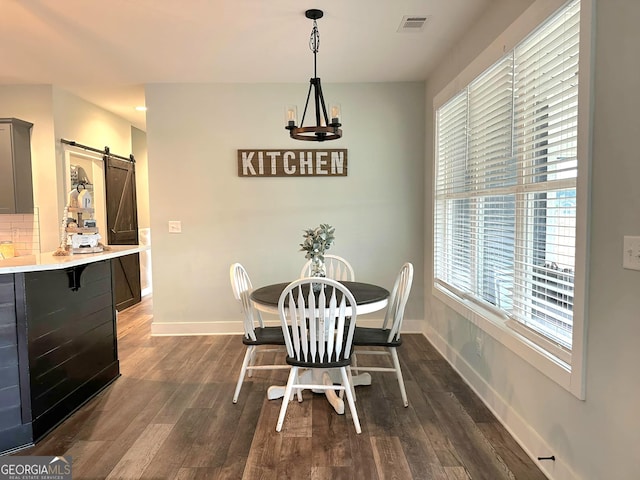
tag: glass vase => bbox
[311,256,326,277]
[311,255,326,292]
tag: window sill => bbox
[433,283,584,399]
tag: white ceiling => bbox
[1,0,495,131]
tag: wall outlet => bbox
[168,220,182,233]
[623,236,640,271]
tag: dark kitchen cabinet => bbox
[0,260,120,453]
[0,118,34,214]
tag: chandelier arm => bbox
[315,79,330,127]
[313,80,322,127]
[300,81,314,126]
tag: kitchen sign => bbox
[237,149,348,177]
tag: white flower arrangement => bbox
[300,223,335,262]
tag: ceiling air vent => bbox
[397,15,432,33]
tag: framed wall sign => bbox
[237,149,347,177]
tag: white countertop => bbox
[0,245,149,274]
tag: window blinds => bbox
[435,0,580,352]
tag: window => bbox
[434,0,588,395]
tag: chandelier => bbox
[285,9,342,142]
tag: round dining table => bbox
[250,280,389,315]
[250,280,390,415]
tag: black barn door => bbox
[105,155,141,311]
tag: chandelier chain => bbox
[309,20,320,54]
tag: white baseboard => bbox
[423,324,578,480]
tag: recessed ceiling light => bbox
[135,106,147,112]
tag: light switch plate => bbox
[168,220,182,233]
[623,236,640,270]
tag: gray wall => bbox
[145,82,425,334]
[0,86,148,255]
[0,86,57,250]
[425,1,640,479]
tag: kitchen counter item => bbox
[0,241,15,259]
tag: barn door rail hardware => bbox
[61,138,135,163]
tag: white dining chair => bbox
[300,254,355,281]
[351,262,414,407]
[276,277,362,434]
[230,263,289,404]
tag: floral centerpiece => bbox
[300,223,335,277]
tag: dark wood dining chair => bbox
[352,262,414,407]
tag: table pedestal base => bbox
[267,370,372,414]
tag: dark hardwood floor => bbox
[15,296,547,479]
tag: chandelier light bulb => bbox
[285,106,297,127]
[330,104,341,125]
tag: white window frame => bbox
[432,0,592,400]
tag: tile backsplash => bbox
[0,208,41,256]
